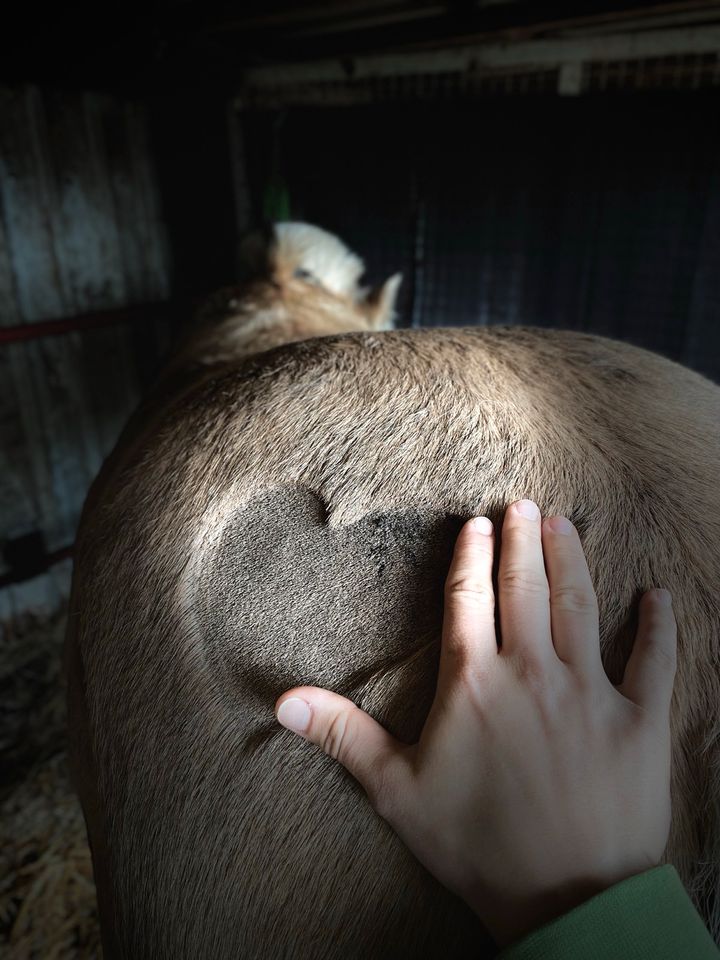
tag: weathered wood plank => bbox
[11,88,103,543]
[0,89,69,558]
[0,177,41,569]
[0,85,172,615]
[93,94,168,391]
[124,99,174,364]
[59,90,141,457]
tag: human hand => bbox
[274,500,677,947]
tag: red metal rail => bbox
[0,300,180,344]
[0,544,74,590]
[0,298,187,588]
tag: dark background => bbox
[245,95,720,370]
[1,0,720,594]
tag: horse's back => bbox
[69,326,720,957]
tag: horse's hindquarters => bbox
[68,327,720,955]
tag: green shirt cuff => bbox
[495,865,719,960]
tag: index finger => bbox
[439,516,498,685]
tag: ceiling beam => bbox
[241,24,720,89]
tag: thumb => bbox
[274,686,406,813]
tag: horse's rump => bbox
[68,326,720,957]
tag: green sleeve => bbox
[495,865,719,960]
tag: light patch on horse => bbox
[274,222,365,300]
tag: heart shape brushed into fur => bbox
[195,484,466,741]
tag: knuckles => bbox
[509,649,554,692]
[550,584,599,615]
[321,710,355,764]
[367,762,400,823]
[497,568,550,602]
[641,638,677,673]
[444,579,496,611]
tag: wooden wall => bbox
[0,86,172,622]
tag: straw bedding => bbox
[0,608,101,958]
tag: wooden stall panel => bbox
[0,86,172,590]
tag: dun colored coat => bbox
[65,223,720,959]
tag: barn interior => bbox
[2,1,720,955]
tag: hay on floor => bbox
[0,607,101,958]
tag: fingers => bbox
[440,516,498,682]
[497,500,553,667]
[541,516,603,677]
[619,589,677,721]
[274,686,406,816]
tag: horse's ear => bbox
[365,273,402,330]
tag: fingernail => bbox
[547,516,573,535]
[515,499,540,520]
[472,516,493,535]
[276,697,312,733]
[652,588,673,607]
